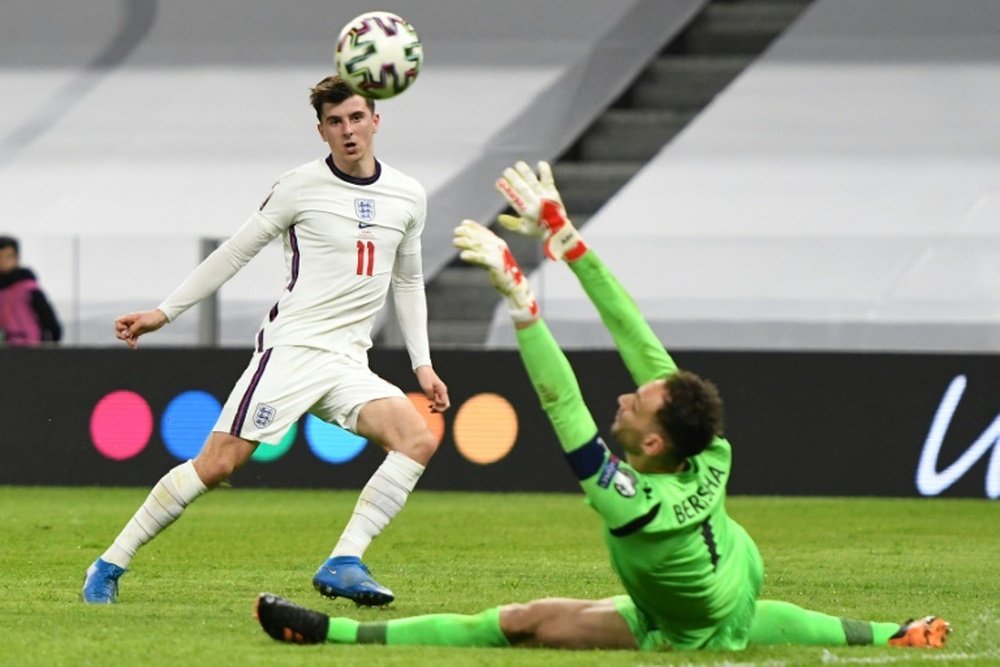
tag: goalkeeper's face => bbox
[611,380,669,460]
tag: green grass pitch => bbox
[1,487,997,666]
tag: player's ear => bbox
[641,431,667,458]
[372,112,380,132]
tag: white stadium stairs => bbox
[411,0,814,348]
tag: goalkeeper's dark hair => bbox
[310,75,375,119]
[656,371,724,459]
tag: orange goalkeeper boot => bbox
[888,616,951,648]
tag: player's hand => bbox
[495,161,587,261]
[495,161,563,237]
[453,220,538,321]
[415,365,450,413]
[114,309,168,349]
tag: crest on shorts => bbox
[354,198,376,222]
[253,403,276,429]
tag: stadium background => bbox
[2,0,999,501]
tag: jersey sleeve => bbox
[390,179,430,368]
[568,250,677,385]
[568,436,733,535]
[515,319,600,451]
[568,439,662,534]
[396,182,426,256]
[391,251,431,369]
[255,171,300,230]
[157,177,294,322]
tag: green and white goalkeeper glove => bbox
[494,161,588,262]
[453,219,539,323]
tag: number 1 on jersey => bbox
[356,240,375,276]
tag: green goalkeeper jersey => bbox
[516,249,762,650]
[583,434,760,649]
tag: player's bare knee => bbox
[498,602,542,643]
[192,453,235,488]
[391,425,438,464]
[412,427,440,459]
[193,435,252,487]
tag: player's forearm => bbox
[515,320,599,452]
[158,216,274,322]
[568,251,677,385]
[157,243,243,321]
[392,280,431,370]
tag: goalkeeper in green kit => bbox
[255,161,950,652]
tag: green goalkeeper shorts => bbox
[613,589,759,652]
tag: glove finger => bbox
[452,221,480,247]
[458,249,489,265]
[456,218,483,233]
[494,177,522,211]
[537,161,564,206]
[506,166,536,196]
[514,161,544,196]
[496,213,523,232]
[538,161,555,189]
[495,176,532,214]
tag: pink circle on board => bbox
[90,390,154,461]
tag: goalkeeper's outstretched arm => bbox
[453,220,660,533]
[453,219,596,451]
[495,161,677,386]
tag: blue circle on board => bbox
[305,414,368,463]
[161,390,222,460]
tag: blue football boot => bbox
[82,558,127,604]
[312,555,394,606]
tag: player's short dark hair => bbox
[657,371,724,459]
[310,75,374,119]
[0,235,19,255]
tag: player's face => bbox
[0,246,17,273]
[317,96,380,176]
[611,379,668,453]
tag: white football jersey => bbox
[254,156,426,359]
[158,156,428,365]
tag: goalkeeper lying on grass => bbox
[254,161,950,652]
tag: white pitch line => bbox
[820,650,1000,664]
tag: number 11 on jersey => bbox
[356,240,375,276]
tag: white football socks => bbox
[331,450,425,558]
[101,460,208,569]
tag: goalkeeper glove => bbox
[494,161,588,262]
[453,219,539,323]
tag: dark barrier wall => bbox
[1,348,997,498]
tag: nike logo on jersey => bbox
[358,222,376,229]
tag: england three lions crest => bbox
[355,198,376,222]
[253,403,276,429]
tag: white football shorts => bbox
[213,345,405,445]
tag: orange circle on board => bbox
[406,392,445,444]
[453,393,518,464]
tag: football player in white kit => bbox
[82,75,450,607]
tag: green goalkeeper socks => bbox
[327,607,509,647]
[750,600,901,646]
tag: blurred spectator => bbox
[0,235,62,346]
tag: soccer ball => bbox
[335,11,423,100]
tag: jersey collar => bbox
[325,155,381,186]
